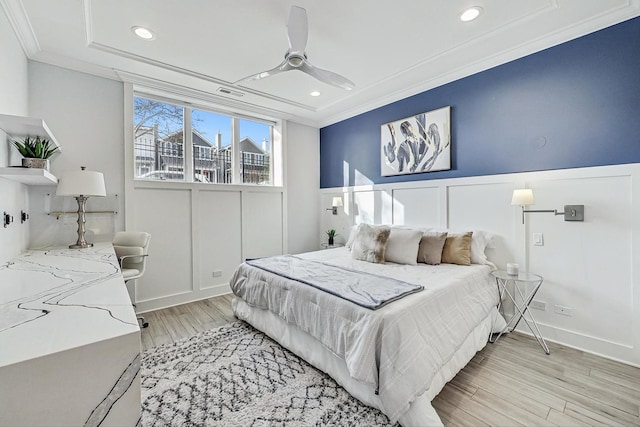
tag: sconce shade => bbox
[511,189,534,206]
[56,168,106,197]
[332,197,343,208]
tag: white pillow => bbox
[384,227,423,265]
[469,230,495,265]
[345,224,361,250]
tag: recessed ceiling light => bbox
[310,91,321,97]
[132,26,156,40]
[460,6,483,22]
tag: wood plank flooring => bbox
[141,294,640,426]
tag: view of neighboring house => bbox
[134,126,270,184]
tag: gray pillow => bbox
[350,224,390,263]
[417,231,448,265]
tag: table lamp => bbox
[56,166,106,249]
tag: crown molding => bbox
[0,0,40,57]
[317,1,640,127]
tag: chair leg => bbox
[138,315,149,329]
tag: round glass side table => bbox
[489,270,550,354]
[320,243,344,249]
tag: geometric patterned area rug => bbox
[141,321,397,426]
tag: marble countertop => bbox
[0,243,139,368]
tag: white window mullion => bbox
[184,108,194,182]
[232,117,241,184]
[269,125,274,185]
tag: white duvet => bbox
[230,248,499,423]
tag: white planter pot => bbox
[22,158,49,170]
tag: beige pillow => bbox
[350,224,390,263]
[441,232,473,266]
[385,228,423,265]
[417,231,448,265]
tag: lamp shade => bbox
[511,189,534,206]
[332,197,343,207]
[56,167,106,197]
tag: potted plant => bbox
[326,229,338,246]
[11,136,58,170]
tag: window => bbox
[192,109,232,184]
[239,119,272,184]
[134,97,184,180]
[133,95,277,185]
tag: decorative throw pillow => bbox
[385,228,423,265]
[441,232,473,266]
[350,224,390,263]
[470,230,494,265]
[417,231,448,265]
[345,224,361,250]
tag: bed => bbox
[230,226,504,426]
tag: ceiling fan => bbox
[235,6,355,91]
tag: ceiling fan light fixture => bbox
[287,54,305,68]
[132,26,156,40]
[460,6,483,22]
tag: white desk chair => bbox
[113,231,151,328]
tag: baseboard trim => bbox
[516,323,639,368]
[136,284,232,314]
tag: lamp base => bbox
[69,242,94,249]
[69,195,93,250]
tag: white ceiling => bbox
[2,0,639,127]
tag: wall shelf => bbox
[0,114,61,151]
[0,167,58,185]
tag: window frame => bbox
[132,91,281,188]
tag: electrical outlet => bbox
[212,270,223,277]
[530,300,546,311]
[554,305,572,316]
[533,233,544,246]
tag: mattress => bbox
[230,247,503,425]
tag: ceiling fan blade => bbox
[300,61,355,91]
[234,59,292,85]
[287,6,308,53]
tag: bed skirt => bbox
[232,297,501,427]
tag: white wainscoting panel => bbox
[448,182,518,270]
[354,190,393,225]
[320,164,640,367]
[130,188,193,302]
[527,175,633,358]
[392,186,440,226]
[197,189,242,290]
[320,192,352,247]
[242,191,284,259]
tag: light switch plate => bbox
[533,233,544,246]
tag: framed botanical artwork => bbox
[381,106,451,176]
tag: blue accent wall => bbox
[320,17,640,188]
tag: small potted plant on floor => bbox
[11,136,58,170]
[326,229,338,246]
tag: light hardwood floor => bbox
[141,295,640,426]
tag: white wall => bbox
[321,164,640,367]
[27,61,125,249]
[285,121,320,254]
[0,6,30,263]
